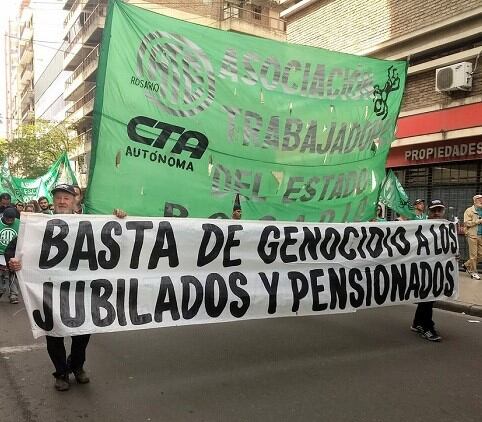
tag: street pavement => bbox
[1,287,481,422]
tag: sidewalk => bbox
[435,271,482,317]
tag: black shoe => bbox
[420,328,442,342]
[410,325,424,334]
[73,368,90,384]
[54,375,70,391]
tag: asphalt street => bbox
[1,302,481,422]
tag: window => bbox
[252,5,262,20]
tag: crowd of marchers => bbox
[0,186,479,392]
[0,187,81,306]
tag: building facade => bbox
[4,18,20,138]
[4,0,66,139]
[281,0,482,256]
[32,1,67,124]
[4,2,34,140]
[61,0,287,186]
[17,3,35,130]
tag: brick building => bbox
[281,0,482,233]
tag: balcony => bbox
[63,0,76,10]
[65,87,95,127]
[19,21,33,42]
[65,0,84,28]
[70,129,92,160]
[221,5,286,41]
[64,4,106,71]
[20,86,34,108]
[19,41,33,65]
[22,108,35,123]
[65,44,99,101]
[78,129,93,148]
[64,0,101,35]
[20,64,33,86]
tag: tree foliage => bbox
[1,120,81,178]
[0,139,8,165]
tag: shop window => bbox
[404,167,431,187]
[432,163,478,185]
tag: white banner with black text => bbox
[16,214,459,338]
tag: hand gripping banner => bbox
[17,214,458,338]
[85,0,407,222]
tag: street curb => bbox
[434,300,482,317]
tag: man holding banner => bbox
[8,184,126,391]
[411,199,446,342]
[0,207,20,304]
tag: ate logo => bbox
[0,227,17,247]
[127,116,208,159]
[136,31,215,117]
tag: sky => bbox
[0,0,81,138]
[0,0,21,138]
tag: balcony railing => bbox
[63,0,76,11]
[20,20,32,40]
[223,5,286,33]
[65,44,99,88]
[64,0,82,27]
[66,87,96,118]
[64,0,106,27]
[19,41,33,61]
[64,4,106,58]
[22,107,35,122]
[20,64,33,81]
[78,129,93,145]
[21,85,33,100]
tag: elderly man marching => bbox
[463,194,482,280]
[8,184,126,391]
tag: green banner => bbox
[378,170,417,219]
[85,0,407,222]
[0,153,77,202]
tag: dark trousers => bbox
[413,301,434,330]
[46,335,91,378]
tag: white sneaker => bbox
[471,273,481,280]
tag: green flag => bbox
[85,0,407,222]
[378,170,417,219]
[0,153,77,202]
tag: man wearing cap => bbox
[7,183,126,391]
[463,195,482,280]
[413,199,427,219]
[411,199,446,342]
[0,207,20,304]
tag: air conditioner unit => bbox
[435,62,473,92]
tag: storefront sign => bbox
[387,137,482,167]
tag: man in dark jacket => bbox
[0,207,20,303]
[410,199,446,342]
[8,184,126,391]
